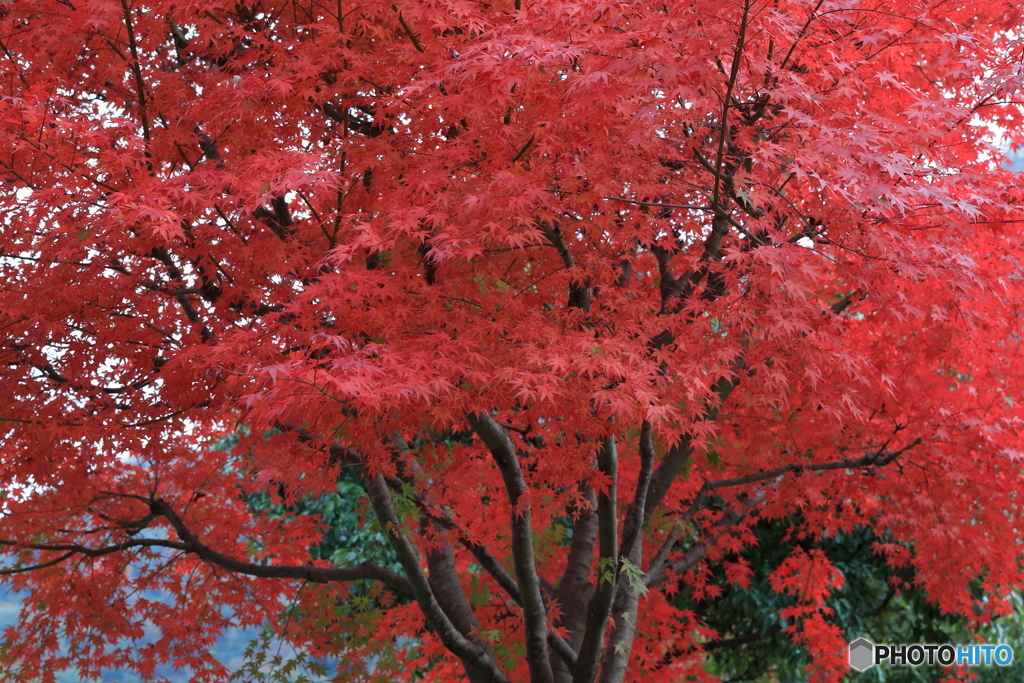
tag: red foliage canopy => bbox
[1,0,1024,681]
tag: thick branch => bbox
[429,511,578,668]
[617,422,657,565]
[572,436,618,683]
[599,423,657,683]
[393,432,496,683]
[552,486,597,682]
[396,433,576,671]
[253,196,295,240]
[469,413,554,683]
[365,473,511,683]
[427,530,498,683]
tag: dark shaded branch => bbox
[643,440,915,588]
[829,289,861,315]
[427,528,498,683]
[392,4,425,52]
[548,634,579,672]
[273,422,362,466]
[392,431,501,660]
[778,0,827,71]
[552,486,597,682]
[705,630,770,651]
[646,526,683,578]
[644,487,708,578]
[419,239,439,285]
[461,537,521,602]
[357,431,575,670]
[427,535,484,636]
[423,503,578,669]
[383,431,500,683]
[617,422,657,564]
[710,0,751,216]
[321,101,386,138]
[609,197,711,212]
[0,551,77,575]
[511,135,536,163]
[703,437,922,491]
[645,489,767,588]
[538,221,590,311]
[869,583,898,617]
[196,127,225,164]
[394,433,577,672]
[253,196,295,240]
[148,247,215,341]
[119,0,152,155]
[469,413,555,683]
[93,510,158,530]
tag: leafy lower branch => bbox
[645,488,767,589]
[0,538,189,575]
[147,497,413,591]
[702,437,923,491]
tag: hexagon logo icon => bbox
[849,638,875,671]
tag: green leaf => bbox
[620,557,648,596]
[598,556,617,585]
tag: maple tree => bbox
[2,0,1024,681]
